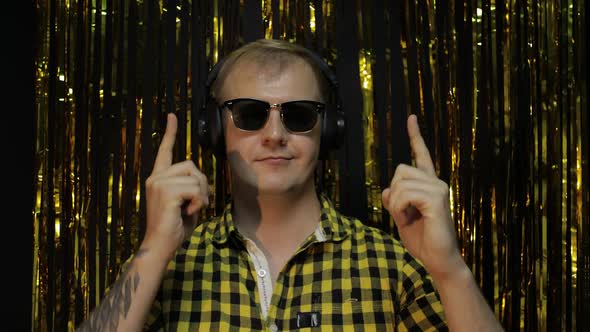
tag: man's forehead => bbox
[220,57,322,101]
[226,56,312,81]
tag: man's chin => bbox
[255,183,295,196]
[232,174,312,197]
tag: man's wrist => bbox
[137,240,175,270]
[430,254,472,286]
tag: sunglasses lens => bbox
[282,102,319,132]
[231,100,269,130]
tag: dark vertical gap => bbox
[73,0,88,324]
[435,0,450,184]
[193,1,215,214]
[507,1,518,329]
[55,4,67,328]
[370,0,390,233]
[542,1,552,329]
[577,0,590,329]
[494,0,507,325]
[561,0,572,330]
[214,0,223,214]
[178,0,189,160]
[88,0,103,312]
[530,0,542,328]
[287,0,296,40]
[403,0,421,121]
[95,0,108,303]
[511,1,526,329]
[166,0,177,120]
[59,110,72,332]
[51,1,63,329]
[280,0,287,40]
[215,0,226,215]
[416,0,436,161]
[99,0,114,301]
[110,0,125,286]
[157,0,166,221]
[166,0,180,164]
[295,0,304,42]
[388,0,409,239]
[140,0,158,242]
[17,0,35,328]
[46,1,57,329]
[313,0,325,194]
[470,1,483,283]
[313,0,324,55]
[58,3,73,329]
[545,0,561,324]
[223,0,241,55]
[548,0,567,329]
[334,0,368,221]
[456,0,474,271]
[243,0,263,42]
[402,0,432,238]
[271,0,280,39]
[25,1,37,329]
[190,0,204,164]
[123,0,138,260]
[478,0,494,309]
[156,3,166,162]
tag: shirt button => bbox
[269,323,279,332]
[258,269,267,278]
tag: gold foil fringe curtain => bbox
[33,0,588,331]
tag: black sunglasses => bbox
[220,98,325,133]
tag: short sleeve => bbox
[395,252,448,331]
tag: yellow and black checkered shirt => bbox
[142,195,447,331]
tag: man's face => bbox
[219,58,322,196]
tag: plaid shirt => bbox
[137,195,447,331]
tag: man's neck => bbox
[233,186,320,237]
[231,182,322,258]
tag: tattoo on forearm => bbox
[77,249,148,332]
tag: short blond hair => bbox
[210,39,332,102]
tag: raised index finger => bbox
[407,114,436,176]
[152,113,178,173]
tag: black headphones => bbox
[197,46,346,160]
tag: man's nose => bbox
[260,107,288,145]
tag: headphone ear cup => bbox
[319,104,346,159]
[198,98,225,156]
[208,100,225,157]
[319,105,336,159]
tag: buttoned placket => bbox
[240,225,328,330]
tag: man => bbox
[77,39,503,331]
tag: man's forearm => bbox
[76,248,168,332]
[434,263,504,332]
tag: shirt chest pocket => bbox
[293,289,396,331]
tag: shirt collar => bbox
[317,193,350,242]
[211,193,351,244]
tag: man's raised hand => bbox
[382,114,463,280]
[142,113,209,261]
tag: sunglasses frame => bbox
[220,98,325,133]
